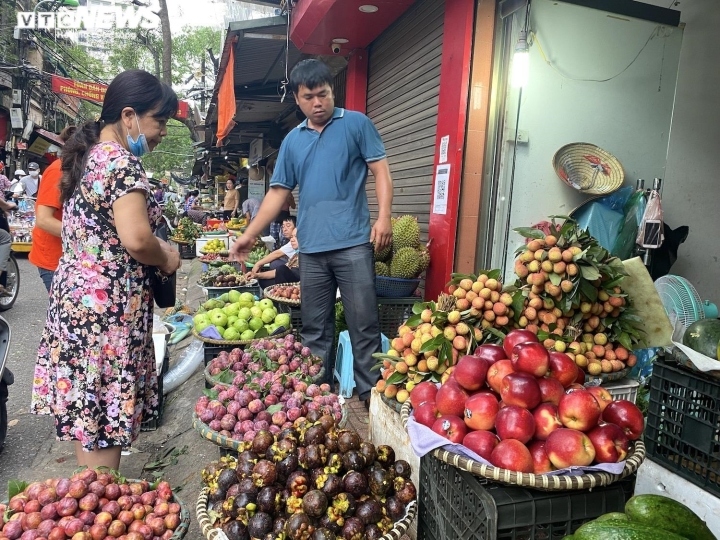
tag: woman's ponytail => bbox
[60,120,102,203]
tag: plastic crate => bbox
[178,242,195,259]
[418,454,634,540]
[645,357,720,498]
[141,350,169,431]
[378,297,418,339]
[290,307,302,336]
[601,378,640,403]
[206,284,261,300]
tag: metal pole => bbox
[201,55,206,113]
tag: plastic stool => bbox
[334,331,390,398]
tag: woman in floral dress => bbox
[31,70,182,471]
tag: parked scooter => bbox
[0,316,12,451]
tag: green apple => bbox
[266,323,278,334]
[261,308,276,324]
[195,319,212,333]
[202,299,217,310]
[219,293,230,303]
[227,315,239,327]
[250,306,263,319]
[237,307,252,321]
[223,327,240,341]
[240,329,255,341]
[249,317,264,331]
[228,290,241,303]
[240,292,255,303]
[210,311,228,328]
[233,318,249,333]
[193,313,210,325]
[225,303,240,316]
[259,298,274,310]
[274,313,291,328]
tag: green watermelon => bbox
[683,318,720,359]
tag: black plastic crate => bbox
[377,297,419,338]
[178,242,195,259]
[418,454,634,540]
[141,351,169,431]
[645,356,720,497]
[290,306,302,336]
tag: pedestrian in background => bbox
[222,179,239,220]
[242,196,261,222]
[29,126,77,292]
[0,163,10,198]
[30,69,182,471]
[230,59,393,407]
[20,162,41,197]
[270,191,295,248]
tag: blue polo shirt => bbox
[270,108,386,254]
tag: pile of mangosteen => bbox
[201,417,416,540]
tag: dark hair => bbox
[61,69,178,202]
[289,59,333,94]
[283,215,296,227]
[59,125,77,143]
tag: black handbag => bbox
[77,185,176,308]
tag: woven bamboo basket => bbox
[203,363,326,389]
[196,488,416,540]
[400,402,645,491]
[192,327,292,346]
[263,283,301,306]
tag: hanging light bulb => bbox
[511,30,530,88]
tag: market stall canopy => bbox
[27,128,65,157]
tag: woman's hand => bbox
[252,263,261,274]
[158,239,181,275]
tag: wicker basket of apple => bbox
[0,470,190,540]
[399,327,646,490]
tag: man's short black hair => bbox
[289,59,333,95]
[283,215,297,226]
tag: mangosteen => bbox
[236,459,255,479]
[326,453,343,474]
[248,512,274,538]
[237,477,259,496]
[286,470,311,498]
[252,459,278,488]
[311,528,337,540]
[286,494,304,514]
[267,438,297,462]
[273,517,287,535]
[393,477,417,505]
[238,449,259,463]
[277,454,299,481]
[306,409,323,423]
[368,468,391,498]
[234,491,257,511]
[324,433,339,453]
[252,429,276,455]
[303,424,326,446]
[364,524,383,540]
[376,445,395,467]
[318,414,336,433]
[378,515,394,533]
[319,514,341,534]
[226,483,242,498]
[302,489,328,518]
[218,468,238,493]
[222,519,249,540]
[358,441,377,465]
[223,496,238,518]
[285,512,315,540]
[280,427,299,441]
[341,451,366,472]
[384,496,406,522]
[342,471,368,499]
[320,474,343,498]
[341,517,365,540]
[207,485,226,503]
[211,500,225,514]
[330,492,356,518]
[302,444,328,470]
[337,430,361,454]
[256,486,280,515]
[354,499,383,526]
[392,460,412,479]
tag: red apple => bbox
[436,382,468,417]
[453,355,489,391]
[500,372,541,410]
[545,428,596,468]
[431,415,468,444]
[547,351,580,388]
[495,405,536,444]
[503,329,539,358]
[490,439,533,473]
[537,377,565,405]
[463,392,499,431]
[588,423,629,463]
[528,440,555,474]
[462,430,499,461]
[602,400,645,440]
[487,359,515,394]
[532,403,562,441]
[414,401,440,429]
[558,389,601,432]
[586,386,613,412]
[511,342,550,377]
[473,344,507,365]
[574,368,586,385]
[410,381,438,407]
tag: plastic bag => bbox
[597,185,633,212]
[574,202,624,251]
[636,190,664,248]
[611,190,646,260]
[163,339,204,394]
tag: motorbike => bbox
[0,316,11,452]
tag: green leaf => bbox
[579,264,601,281]
[412,302,431,315]
[537,330,550,341]
[617,333,633,350]
[404,314,422,328]
[215,369,235,385]
[253,327,269,338]
[386,371,407,386]
[514,227,546,240]
[484,327,506,341]
[511,290,526,322]
[549,272,562,286]
[420,335,447,353]
[202,388,219,400]
[579,280,598,303]
[7,480,28,500]
[266,404,283,414]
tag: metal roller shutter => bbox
[366,0,444,244]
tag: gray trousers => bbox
[0,229,11,273]
[299,243,381,401]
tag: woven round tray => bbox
[196,488,415,540]
[400,402,645,491]
[553,142,624,195]
[196,279,258,291]
[192,326,292,346]
[204,363,326,389]
[169,237,192,245]
[264,283,301,306]
[199,249,230,256]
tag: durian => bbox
[375,243,392,262]
[392,215,420,251]
[375,261,390,276]
[418,247,431,272]
[390,247,422,279]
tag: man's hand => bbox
[370,216,392,252]
[230,232,256,264]
[252,262,261,274]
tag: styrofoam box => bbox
[635,458,720,538]
[196,234,230,256]
[368,389,418,540]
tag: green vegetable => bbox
[625,494,716,540]
[575,520,689,540]
[595,512,629,522]
[682,319,720,360]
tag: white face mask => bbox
[29,171,39,178]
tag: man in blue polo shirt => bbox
[230,59,393,406]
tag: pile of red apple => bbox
[411,329,645,474]
[0,470,182,540]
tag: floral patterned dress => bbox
[31,141,160,452]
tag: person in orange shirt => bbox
[29,126,76,291]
